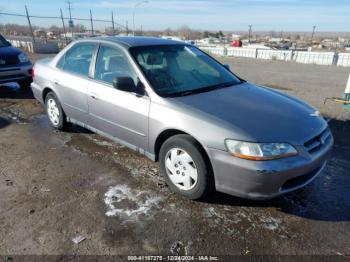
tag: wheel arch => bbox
[154,129,213,173]
[42,87,54,102]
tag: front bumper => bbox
[0,63,32,84]
[207,135,333,200]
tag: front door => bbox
[87,44,150,152]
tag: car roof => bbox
[82,36,185,48]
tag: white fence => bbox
[257,49,293,61]
[200,46,226,56]
[198,46,350,67]
[337,53,350,67]
[7,39,350,67]
[227,48,256,58]
[7,39,60,54]
[293,51,335,66]
[8,39,34,53]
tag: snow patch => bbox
[259,216,282,231]
[104,185,162,220]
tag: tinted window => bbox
[57,43,96,76]
[130,45,242,97]
[94,45,137,85]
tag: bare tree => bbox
[177,25,191,40]
[74,24,86,33]
[164,27,172,36]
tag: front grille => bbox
[304,127,331,154]
[0,68,20,72]
[0,74,25,81]
[0,56,19,67]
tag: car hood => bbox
[0,46,22,56]
[171,82,327,145]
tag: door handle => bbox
[89,93,99,100]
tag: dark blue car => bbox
[0,34,33,88]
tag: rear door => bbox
[54,42,97,124]
[87,44,150,151]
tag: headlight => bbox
[18,53,29,63]
[225,140,298,161]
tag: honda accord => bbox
[31,37,333,200]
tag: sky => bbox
[0,0,349,32]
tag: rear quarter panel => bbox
[32,58,56,103]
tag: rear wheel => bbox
[159,134,213,199]
[45,92,70,131]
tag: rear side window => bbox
[57,43,96,77]
[94,45,137,85]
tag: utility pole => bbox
[126,21,128,35]
[140,25,143,36]
[90,10,94,36]
[133,1,148,36]
[66,0,74,37]
[25,5,35,43]
[311,25,316,45]
[111,11,115,35]
[248,25,252,44]
[60,8,68,45]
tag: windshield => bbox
[0,35,10,47]
[130,45,242,97]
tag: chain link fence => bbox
[0,5,129,52]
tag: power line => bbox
[0,11,127,29]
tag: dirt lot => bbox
[0,55,349,259]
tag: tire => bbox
[45,92,70,131]
[159,134,214,199]
[18,78,33,90]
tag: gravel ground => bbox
[0,54,349,259]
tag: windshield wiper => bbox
[201,80,242,91]
[177,90,197,97]
[168,80,244,98]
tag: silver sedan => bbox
[31,37,333,200]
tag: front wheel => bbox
[159,134,214,199]
[45,92,70,131]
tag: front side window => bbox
[94,45,137,85]
[130,45,242,97]
[57,43,96,77]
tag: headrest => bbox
[147,53,163,66]
[106,55,128,71]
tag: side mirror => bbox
[112,76,144,96]
[223,64,230,71]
